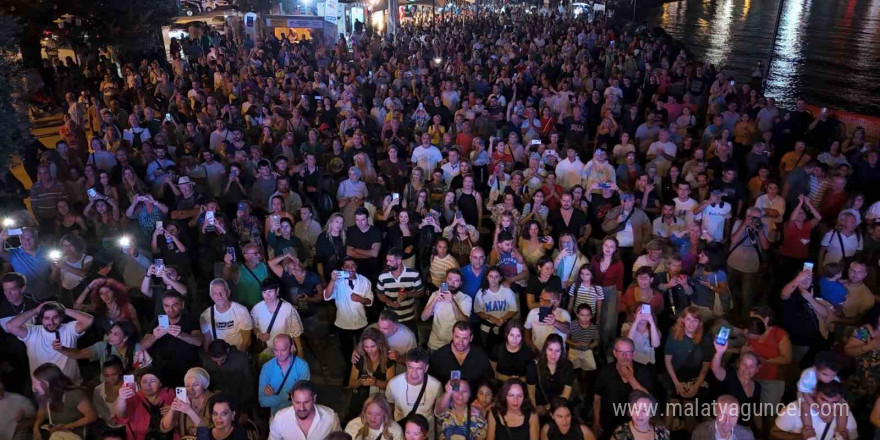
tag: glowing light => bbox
[49,250,62,261]
[2,218,14,228]
[118,236,132,248]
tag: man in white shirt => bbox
[323,257,374,383]
[653,202,686,238]
[385,348,441,434]
[673,181,698,225]
[200,278,254,352]
[269,380,341,440]
[647,129,678,177]
[411,133,443,175]
[421,269,472,350]
[555,148,585,191]
[819,212,862,266]
[0,380,35,440]
[440,148,463,185]
[693,190,732,243]
[524,289,570,352]
[5,301,94,385]
[771,381,857,440]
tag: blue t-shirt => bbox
[460,264,487,300]
[819,277,847,306]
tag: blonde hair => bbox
[322,213,346,245]
[356,395,394,440]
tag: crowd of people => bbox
[3,4,880,440]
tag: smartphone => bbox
[455,210,462,219]
[715,326,731,346]
[530,139,542,146]
[821,107,827,114]
[598,182,611,189]
[176,387,189,403]
[205,211,215,225]
[440,282,449,293]
[154,258,165,271]
[538,306,552,322]
[301,94,307,100]
[392,192,400,201]
[158,314,170,329]
[55,330,60,342]
[156,220,163,230]
[123,374,136,387]
[730,80,735,86]
[87,188,98,198]
[316,96,323,101]
[450,370,461,391]
[165,113,172,121]
[227,247,236,261]
[803,262,814,272]
[641,304,651,315]
[334,270,348,279]
[7,228,22,236]
[564,241,574,253]
[540,236,550,243]
[369,70,373,77]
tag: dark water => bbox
[642,0,880,115]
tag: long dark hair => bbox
[493,378,535,417]
[33,363,75,412]
[547,398,583,437]
[106,321,139,371]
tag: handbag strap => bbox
[242,263,262,284]
[275,358,297,395]
[534,360,550,404]
[210,306,217,340]
[405,378,429,420]
[266,301,284,334]
[495,410,514,440]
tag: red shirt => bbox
[620,286,665,314]
[747,326,788,380]
[114,388,178,440]
[780,221,813,259]
[591,257,624,292]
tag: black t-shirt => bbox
[280,269,323,318]
[547,208,589,242]
[715,178,747,214]
[146,313,201,385]
[715,367,761,423]
[490,344,535,378]
[429,344,494,388]
[524,275,562,311]
[587,194,620,231]
[562,116,587,143]
[594,361,655,432]
[315,233,346,279]
[526,360,575,406]
[346,225,381,258]
[0,296,40,392]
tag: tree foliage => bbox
[0,17,33,173]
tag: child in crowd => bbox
[818,262,847,308]
[797,351,849,439]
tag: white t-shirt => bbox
[820,230,863,264]
[474,286,519,334]
[0,391,35,440]
[425,291,473,350]
[328,274,374,330]
[616,217,635,247]
[524,307,571,350]
[774,400,857,440]
[674,197,698,224]
[697,202,732,242]
[200,302,254,351]
[755,194,786,235]
[385,374,442,427]
[344,419,404,440]
[411,145,443,175]
[250,301,304,352]
[20,321,84,384]
[555,159,584,190]
[647,141,677,161]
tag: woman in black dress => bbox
[491,320,535,382]
[526,334,574,417]
[541,398,597,440]
[487,378,539,440]
[195,393,248,440]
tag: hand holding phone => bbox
[715,326,731,346]
[450,370,461,391]
[158,314,170,329]
[176,387,189,403]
